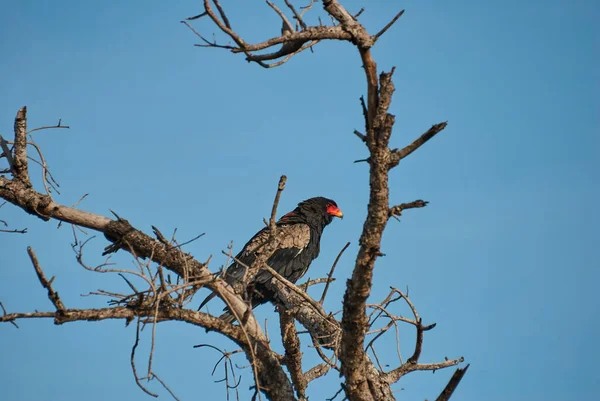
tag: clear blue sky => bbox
[1,1,598,400]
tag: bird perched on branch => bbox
[199,197,343,323]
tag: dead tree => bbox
[0,2,468,400]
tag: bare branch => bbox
[297,277,334,291]
[26,120,70,135]
[304,363,330,383]
[353,8,365,19]
[284,0,307,30]
[269,175,287,237]
[436,364,470,401]
[0,301,19,328]
[246,40,319,68]
[353,130,366,143]
[279,306,307,399]
[181,20,236,50]
[151,373,181,401]
[384,357,465,383]
[185,12,208,20]
[0,135,15,168]
[319,241,350,304]
[131,319,159,398]
[27,246,66,311]
[390,122,448,168]
[372,10,405,42]
[262,263,325,317]
[12,107,30,185]
[389,200,429,219]
[26,139,60,195]
[266,1,294,33]
[213,0,232,29]
[203,0,246,48]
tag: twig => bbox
[208,284,264,401]
[310,334,339,371]
[147,296,161,376]
[299,0,316,22]
[0,301,19,328]
[384,357,465,383]
[353,130,366,142]
[27,246,65,311]
[26,121,70,135]
[373,10,405,41]
[435,364,470,401]
[359,96,368,133]
[0,227,27,234]
[26,139,60,195]
[151,373,181,401]
[278,306,307,398]
[131,318,159,398]
[203,0,246,48]
[194,343,243,398]
[185,12,208,20]
[368,343,384,372]
[298,277,334,291]
[319,242,350,304]
[181,20,236,49]
[389,200,429,218]
[269,175,287,237]
[261,263,325,317]
[284,0,307,30]
[213,0,232,29]
[407,318,424,363]
[327,385,345,401]
[0,135,15,168]
[247,40,320,68]
[174,232,206,249]
[12,107,30,184]
[266,1,294,33]
[390,122,448,167]
[304,363,330,383]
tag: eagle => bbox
[199,197,343,323]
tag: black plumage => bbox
[199,197,343,323]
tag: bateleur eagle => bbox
[199,197,343,323]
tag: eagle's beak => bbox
[327,205,344,219]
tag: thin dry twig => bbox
[284,0,307,30]
[12,107,30,185]
[373,10,405,41]
[0,135,15,168]
[319,241,350,304]
[150,374,181,401]
[26,120,70,135]
[26,139,60,195]
[266,1,294,33]
[435,364,470,401]
[389,200,429,219]
[27,246,65,311]
[194,344,243,399]
[262,263,325,317]
[0,301,19,328]
[131,318,159,398]
[268,175,287,236]
[390,122,448,167]
[0,227,27,234]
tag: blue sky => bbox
[1,0,598,400]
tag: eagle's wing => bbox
[225,223,310,284]
[198,223,310,311]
